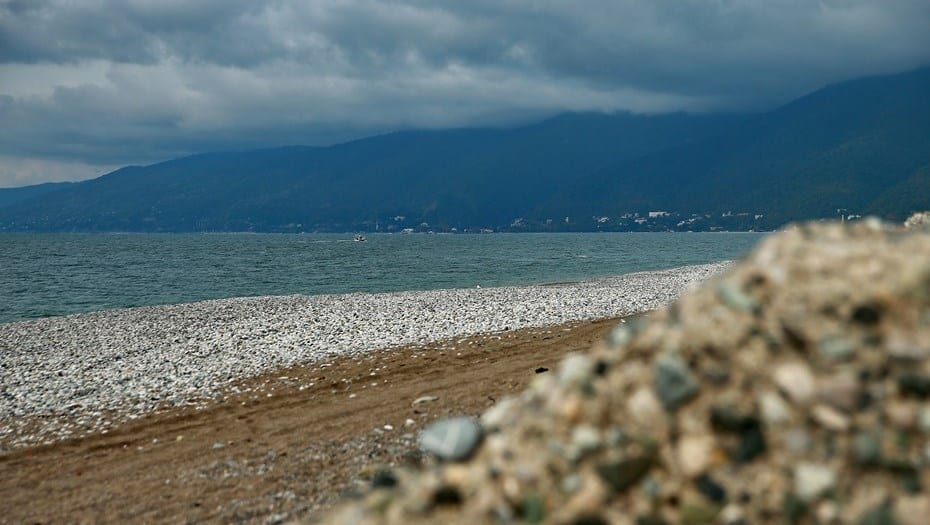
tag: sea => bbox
[0,232,765,324]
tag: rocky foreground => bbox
[0,263,724,449]
[325,219,930,525]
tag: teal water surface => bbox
[0,232,765,324]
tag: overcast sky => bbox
[1,0,929,187]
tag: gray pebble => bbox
[559,354,594,387]
[653,352,699,411]
[716,281,757,312]
[852,432,881,465]
[419,417,484,462]
[818,336,856,361]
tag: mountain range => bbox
[1,66,928,232]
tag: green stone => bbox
[636,514,669,525]
[901,472,922,494]
[710,406,752,432]
[818,336,856,361]
[572,516,608,525]
[596,455,654,494]
[734,424,767,462]
[898,373,930,398]
[882,457,918,475]
[852,432,882,465]
[710,407,766,462]
[895,430,910,449]
[694,474,727,503]
[782,492,807,524]
[581,381,597,397]
[681,503,722,525]
[857,500,899,525]
[522,493,545,524]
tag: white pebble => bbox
[794,463,836,502]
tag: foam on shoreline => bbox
[0,262,728,447]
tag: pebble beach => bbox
[0,262,728,449]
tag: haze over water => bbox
[0,232,764,324]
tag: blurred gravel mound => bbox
[324,219,930,524]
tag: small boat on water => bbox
[354,234,366,242]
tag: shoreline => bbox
[0,261,730,328]
[0,262,728,449]
[0,259,736,327]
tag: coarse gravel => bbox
[0,262,728,448]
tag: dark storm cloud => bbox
[0,0,258,64]
[2,0,930,186]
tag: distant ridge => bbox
[1,66,928,232]
[0,182,74,209]
[548,66,930,227]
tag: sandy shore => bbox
[0,262,727,449]
[0,316,621,523]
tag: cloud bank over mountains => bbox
[2,0,929,186]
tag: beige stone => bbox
[886,400,918,429]
[676,434,715,477]
[773,362,816,405]
[627,386,663,426]
[895,495,930,525]
[811,404,850,432]
[816,500,840,523]
[817,373,858,412]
